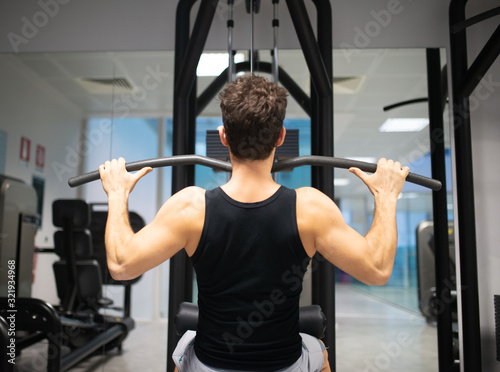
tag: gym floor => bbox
[15,285,438,372]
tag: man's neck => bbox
[221,153,280,203]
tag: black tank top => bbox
[191,186,311,371]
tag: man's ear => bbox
[218,125,229,147]
[276,127,286,147]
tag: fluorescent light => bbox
[379,118,429,132]
[334,178,351,186]
[197,53,245,76]
[347,156,377,164]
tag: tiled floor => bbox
[335,285,438,371]
[15,285,438,372]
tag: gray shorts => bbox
[172,331,325,372]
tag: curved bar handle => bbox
[68,155,232,188]
[271,156,442,191]
[68,154,442,191]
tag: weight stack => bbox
[495,295,500,361]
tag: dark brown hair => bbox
[219,75,288,160]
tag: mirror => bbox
[0,47,451,371]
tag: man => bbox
[99,75,409,372]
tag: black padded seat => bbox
[53,199,90,228]
[175,302,327,339]
[52,199,112,313]
[54,230,92,259]
[53,260,109,307]
[89,209,145,286]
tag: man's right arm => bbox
[296,158,408,286]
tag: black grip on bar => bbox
[68,155,232,188]
[271,156,442,191]
[68,154,442,191]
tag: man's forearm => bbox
[365,194,398,278]
[105,193,135,273]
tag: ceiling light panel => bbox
[379,118,429,132]
[197,53,245,76]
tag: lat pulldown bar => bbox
[68,155,442,191]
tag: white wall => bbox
[0,54,83,303]
[0,0,176,53]
[0,0,449,53]
[464,1,500,370]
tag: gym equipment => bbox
[175,302,327,339]
[227,0,235,82]
[416,221,456,322]
[52,199,106,316]
[0,175,38,298]
[1,315,14,372]
[50,199,140,349]
[197,61,311,117]
[0,197,142,372]
[0,298,62,372]
[416,220,459,364]
[51,200,143,315]
[88,203,144,316]
[68,154,442,191]
[0,295,133,372]
[425,48,457,372]
[249,0,255,75]
[206,128,299,161]
[495,294,500,361]
[449,2,500,370]
[166,1,497,370]
[271,0,279,82]
[169,1,336,367]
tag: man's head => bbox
[218,75,288,160]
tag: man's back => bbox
[99,76,408,372]
[192,186,310,370]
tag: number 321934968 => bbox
[7,260,16,304]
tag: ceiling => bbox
[9,47,449,195]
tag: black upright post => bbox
[426,48,456,372]
[312,1,335,370]
[168,1,219,371]
[449,1,482,371]
[310,74,320,197]
[62,218,79,314]
[184,69,197,304]
[313,0,334,197]
[168,2,194,371]
[285,0,335,369]
[459,24,500,98]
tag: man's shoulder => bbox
[295,186,323,199]
[161,186,206,216]
[177,186,207,198]
[295,186,336,212]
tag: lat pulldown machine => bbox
[67,1,448,371]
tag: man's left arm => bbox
[99,158,204,280]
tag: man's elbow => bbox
[108,262,136,281]
[368,268,392,286]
